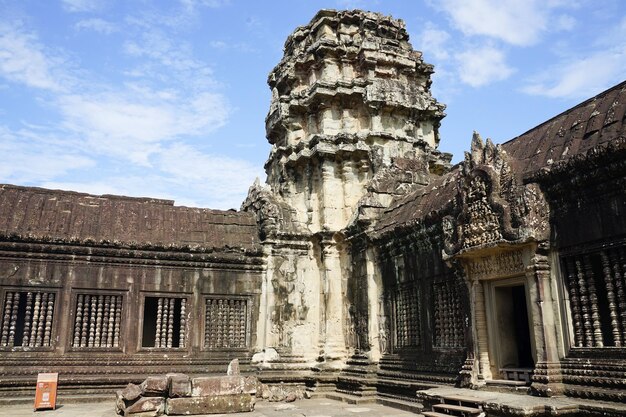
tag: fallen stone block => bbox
[120,383,142,401]
[166,394,255,415]
[227,358,240,375]
[191,376,244,396]
[141,376,169,397]
[124,396,165,416]
[242,375,259,395]
[168,373,191,398]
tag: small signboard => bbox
[34,372,58,411]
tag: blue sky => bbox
[0,0,624,209]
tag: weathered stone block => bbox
[141,376,169,397]
[227,358,240,375]
[168,373,191,398]
[191,376,245,396]
[165,394,254,415]
[242,375,259,395]
[120,383,142,401]
[124,396,165,416]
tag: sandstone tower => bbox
[244,9,450,368]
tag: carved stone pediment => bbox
[444,133,549,256]
[241,179,306,240]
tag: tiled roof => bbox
[372,167,460,238]
[372,80,626,238]
[0,184,260,251]
[502,80,626,176]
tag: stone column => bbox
[319,238,347,366]
[527,252,564,396]
[341,160,357,223]
[366,247,382,362]
[320,159,344,231]
[472,277,492,381]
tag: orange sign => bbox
[34,372,58,410]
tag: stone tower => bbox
[244,9,449,368]
[265,9,447,232]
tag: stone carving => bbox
[0,290,55,348]
[73,294,123,348]
[204,298,248,349]
[116,362,258,416]
[443,132,550,256]
[432,281,463,348]
[465,251,525,281]
[389,284,420,348]
[562,246,626,348]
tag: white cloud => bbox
[57,91,230,165]
[0,23,67,91]
[419,23,451,61]
[74,18,117,34]
[122,30,218,90]
[156,143,264,208]
[40,143,263,209]
[522,47,626,99]
[61,0,102,13]
[555,15,576,31]
[456,46,514,87]
[522,15,626,99]
[435,0,574,46]
[179,0,230,10]
[0,126,94,184]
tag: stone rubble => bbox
[116,360,259,416]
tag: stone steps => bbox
[375,396,424,414]
[423,392,484,417]
[322,391,377,405]
[423,412,456,417]
[433,402,483,416]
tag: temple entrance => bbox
[487,280,535,383]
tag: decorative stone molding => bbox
[465,251,525,281]
[443,133,550,257]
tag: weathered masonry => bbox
[0,187,263,390]
[1,8,626,412]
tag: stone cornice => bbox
[0,238,264,269]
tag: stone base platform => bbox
[0,398,418,417]
[418,387,626,417]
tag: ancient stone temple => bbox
[1,9,625,414]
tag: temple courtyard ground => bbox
[0,398,417,417]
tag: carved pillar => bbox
[528,252,564,397]
[610,249,626,340]
[601,251,622,346]
[564,258,584,347]
[320,159,343,230]
[583,255,603,347]
[179,298,187,348]
[365,247,382,362]
[473,278,492,380]
[320,238,347,365]
[22,292,32,346]
[575,258,594,347]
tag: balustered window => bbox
[562,246,626,348]
[0,290,56,348]
[142,296,187,349]
[72,294,123,348]
[204,298,249,349]
[388,284,420,349]
[433,281,464,348]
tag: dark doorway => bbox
[494,284,534,378]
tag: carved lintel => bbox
[465,250,525,281]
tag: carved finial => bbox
[484,138,496,162]
[470,132,484,163]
